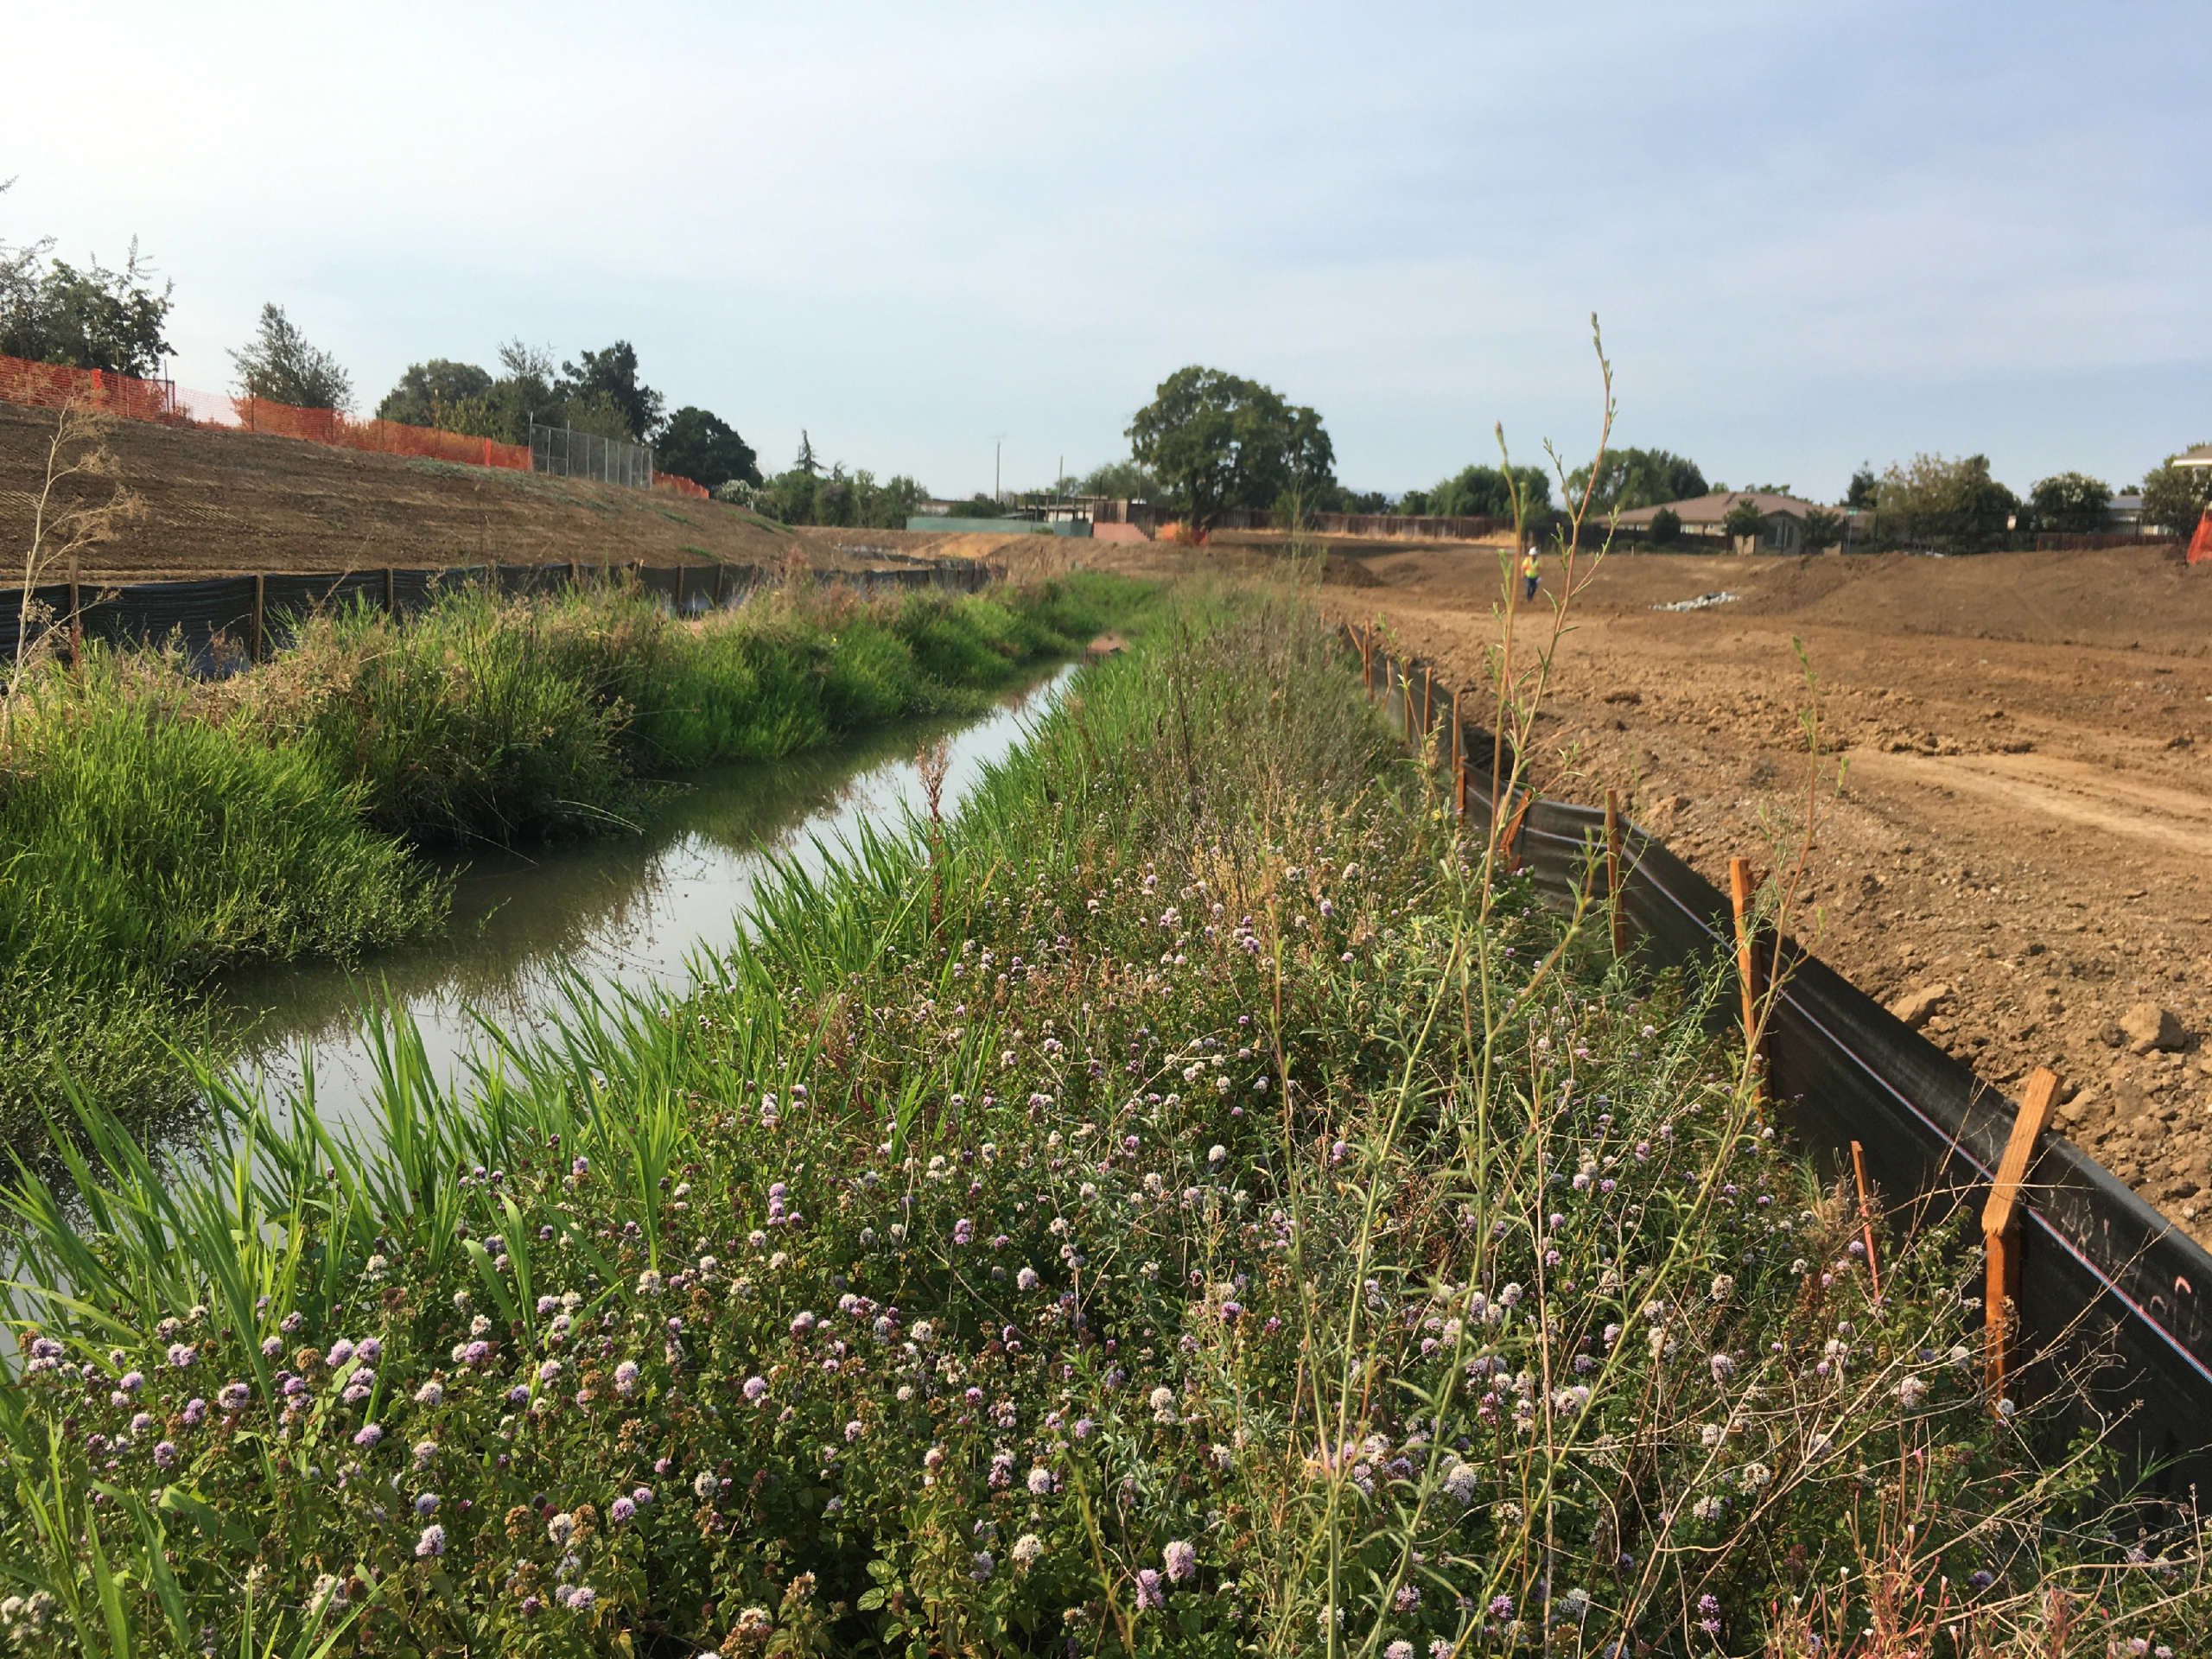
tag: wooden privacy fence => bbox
[1344,619,2212,1490]
[0,558,1000,674]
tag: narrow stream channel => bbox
[216,664,1076,1135]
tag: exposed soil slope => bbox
[0,401,1050,580]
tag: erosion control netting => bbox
[0,560,1000,674]
[1345,623,2212,1490]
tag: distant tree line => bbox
[373,340,764,493]
[8,190,2205,543]
[723,430,930,529]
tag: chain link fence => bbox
[529,421,654,489]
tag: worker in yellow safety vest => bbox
[1521,546,1540,601]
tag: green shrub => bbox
[817,614,925,730]
[0,652,443,1144]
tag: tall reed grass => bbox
[0,570,1147,1146]
[0,581,2197,1657]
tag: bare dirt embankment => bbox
[1097,534,2212,1243]
[0,401,1051,580]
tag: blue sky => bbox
[5,1,2204,501]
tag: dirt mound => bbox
[1619,544,2205,653]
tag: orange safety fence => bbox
[0,354,183,423]
[654,473,711,500]
[0,353,531,471]
[2190,512,2212,566]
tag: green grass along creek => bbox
[0,572,1149,1147]
[0,585,2198,1657]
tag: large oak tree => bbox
[1125,366,1335,537]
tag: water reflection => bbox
[218,665,1075,1133]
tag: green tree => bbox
[1722,495,1769,548]
[1875,452,2018,550]
[229,302,352,411]
[868,474,928,528]
[1845,463,1878,511]
[1649,506,1682,545]
[0,185,175,378]
[557,341,663,442]
[433,340,556,445]
[1426,462,1553,521]
[759,469,817,525]
[1800,506,1846,552]
[2140,449,2212,537]
[0,245,175,380]
[2026,471,2112,533]
[811,464,857,526]
[656,406,761,489]
[793,430,822,477]
[1284,404,1337,503]
[560,389,639,442]
[375,359,494,427]
[1125,366,1336,537]
[1564,446,1707,516]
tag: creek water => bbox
[214,664,1076,1137]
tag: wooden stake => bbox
[1421,666,1433,744]
[250,572,266,663]
[1452,690,1468,819]
[1604,788,1624,957]
[1983,1067,2061,1403]
[1499,791,1531,874]
[385,566,397,617]
[67,552,82,671]
[1849,1140,1881,1302]
[1730,856,1764,1093]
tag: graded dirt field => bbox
[1095,534,2212,1244]
[0,400,1052,581]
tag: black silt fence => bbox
[0,559,1006,674]
[1343,621,2212,1491]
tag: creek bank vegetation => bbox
[0,572,1143,1146]
[0,588,2200,1656]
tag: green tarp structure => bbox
[906,517,1091,537]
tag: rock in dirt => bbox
[2120,1002,2186,1055]
[1888,983,1952,1030]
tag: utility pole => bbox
[991,434,1007,505]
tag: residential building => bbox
[1612,491,1840,552]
